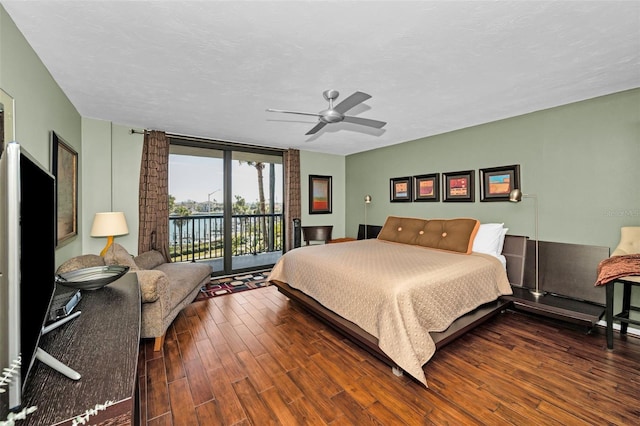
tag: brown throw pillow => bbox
[134,250,167,270]
[56,254,106,274]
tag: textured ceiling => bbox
[2,1,639,155]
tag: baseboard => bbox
[596,319,640,337]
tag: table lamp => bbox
[91,212,129,256]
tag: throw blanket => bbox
[595,254,640,286]
[268,239,512,386]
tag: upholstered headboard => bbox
[377,216,480,254]
[523,240,609,305]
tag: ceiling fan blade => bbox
[305,122,328,135]
[342,116,387,129]
[266,108,320,118]
[333,91,372,114]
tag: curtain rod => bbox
[128,128,286,153]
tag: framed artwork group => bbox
[390,164,520,203]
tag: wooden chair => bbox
[302,225,333,245]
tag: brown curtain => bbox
[283,148,301,252]
[138,130,171,261]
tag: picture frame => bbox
[479,164,521,202]
[309,174,332,214]
[51,131,78,246]
[390,176,412,202]
[443,170,475,202]
[413,173,440,202]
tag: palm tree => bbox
[170,204,191,259]
[240,161,268,251]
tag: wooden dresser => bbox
[21,272,140,426]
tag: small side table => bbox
[606,277,640,349]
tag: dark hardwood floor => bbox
[137,286,640,425]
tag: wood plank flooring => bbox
[137,286,640,425]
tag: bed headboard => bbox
[357,224,382,240]
[503,235,527,287]
[501,236,609,304]
[523,240,609,305]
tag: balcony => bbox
[169,213,283,274]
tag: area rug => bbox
[195,269,271,300]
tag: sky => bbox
[169,155,282,204]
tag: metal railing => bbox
[169,213,283,262]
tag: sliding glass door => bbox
[168,141,283,275]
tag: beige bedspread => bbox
[268,239,512,386]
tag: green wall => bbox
[0,7,82,265]
[80,119,143,255]
[346,89,640,252]
[300,150,346,238]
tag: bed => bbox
[268,216,521,386]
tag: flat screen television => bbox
[0,141,57,411]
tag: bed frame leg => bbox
[392,366,403,377]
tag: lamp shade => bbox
[364,195,372,204]
[91,212,129,237]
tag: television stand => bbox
[20,273,140,426]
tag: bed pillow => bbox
[497,227,509,255]
[377,216,425,245]
[414,218,480,254]
[472,223,505,256]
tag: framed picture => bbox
[390,176,412,202]
[51,131,78,246]
[443,170,475,202]
[309,174,332,214]
[480,164,521,202]
[413,173,440,202]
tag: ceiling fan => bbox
[266,90,387,135]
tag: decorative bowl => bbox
[55,265,130,290]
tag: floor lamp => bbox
[364,195,372,239]
[509,189,543,298]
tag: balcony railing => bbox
[169,213,283,262]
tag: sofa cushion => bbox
[56,254,106,274]
[134,269,166,303]
[104,243,139,270]
[154,262,212,307]
[134,250,166,270]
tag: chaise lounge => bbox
[56,243,212,351]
